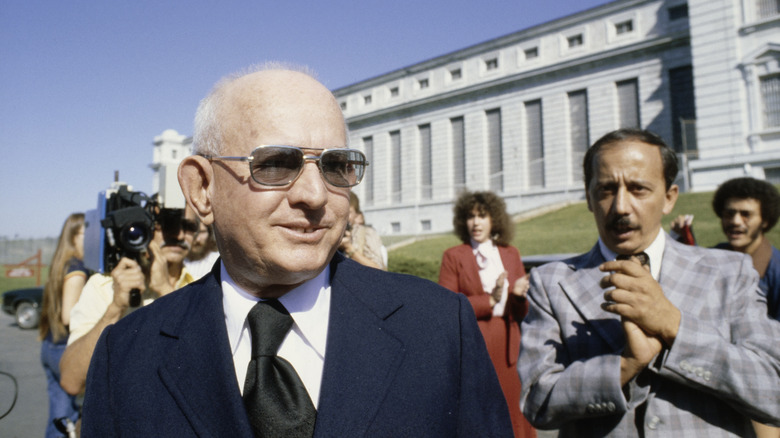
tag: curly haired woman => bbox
[439,191,535,438]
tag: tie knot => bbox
[246,299,293,357]
[616,252,650,267]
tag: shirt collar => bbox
[598,228,665,280]
[471,238,497,254]
[221,262,331,358]
[177,267,195,288]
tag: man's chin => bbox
[186,250,207,261]
[727,239,749,252]
[607,237,645,255]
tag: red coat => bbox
[439,243,535,438]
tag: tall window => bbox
[486,109,503,192]
[616,78,640,128]
[756,0,780,19]
[419,124,433,200]
[363,136,374,204]
[762,73,780,128]
[669,65,697,155]
[568,90,589,184]
[451,117,466,191]
[390,131,402,203]
[525,100,545,188]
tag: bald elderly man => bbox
[80,65,512,438]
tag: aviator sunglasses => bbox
[201,145,368,188]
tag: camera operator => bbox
[183,207,220,279]
[59,207,198,396]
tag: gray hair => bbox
[192,62,321,156]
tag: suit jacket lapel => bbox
[459,244,483,294]
[157,274,254,438]
[315,257,405,436]
[658,238,710,316]
[555,238,715,353]
[558,244,624,351]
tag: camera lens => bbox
[121,223,150,251]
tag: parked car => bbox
[2,286,43,329]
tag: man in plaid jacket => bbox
[519,129,780,436]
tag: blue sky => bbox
[1,0,610,238]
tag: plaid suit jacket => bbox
[519,236,780,437]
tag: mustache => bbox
[161,240,191,251]
[608,216,636,230]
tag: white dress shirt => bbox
[472,239,509,317]
[598,228,665,281]
[221,262,331,408]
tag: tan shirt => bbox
[68,268,194,345]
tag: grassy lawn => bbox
[3,189,779,292]
[0,267,49,294]
[388,190,780,282]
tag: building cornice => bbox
[345,31,689,129]
[333,0,656,95]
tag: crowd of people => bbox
[33,63,779,438]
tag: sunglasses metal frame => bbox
[200,145,368,188]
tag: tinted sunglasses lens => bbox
[321,150,365,187]
[250,147,303,185]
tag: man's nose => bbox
[288,161,328,209]
[612,186,630,215]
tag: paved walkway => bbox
[0,311,48,437]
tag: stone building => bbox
[333,0,780,236]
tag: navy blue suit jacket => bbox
[81,255,513,437]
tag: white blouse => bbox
[471,239,508,317]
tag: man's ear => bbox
[662,184,680,215]
[585,185,593,212]
[178,156,214,225]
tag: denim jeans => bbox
[40,338,79,438]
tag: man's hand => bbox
[111,257,145,308]
[600,258,680,385]
[668,214,689,236]
[619,319,663,385]
[599,259,681,346]
[146,241,175,297]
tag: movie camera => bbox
[83,169,186,306]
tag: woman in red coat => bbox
[439,191,535,438]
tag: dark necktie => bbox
[243,299,316,438]
[617,252,650,268]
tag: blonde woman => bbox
[39,213,89,437]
